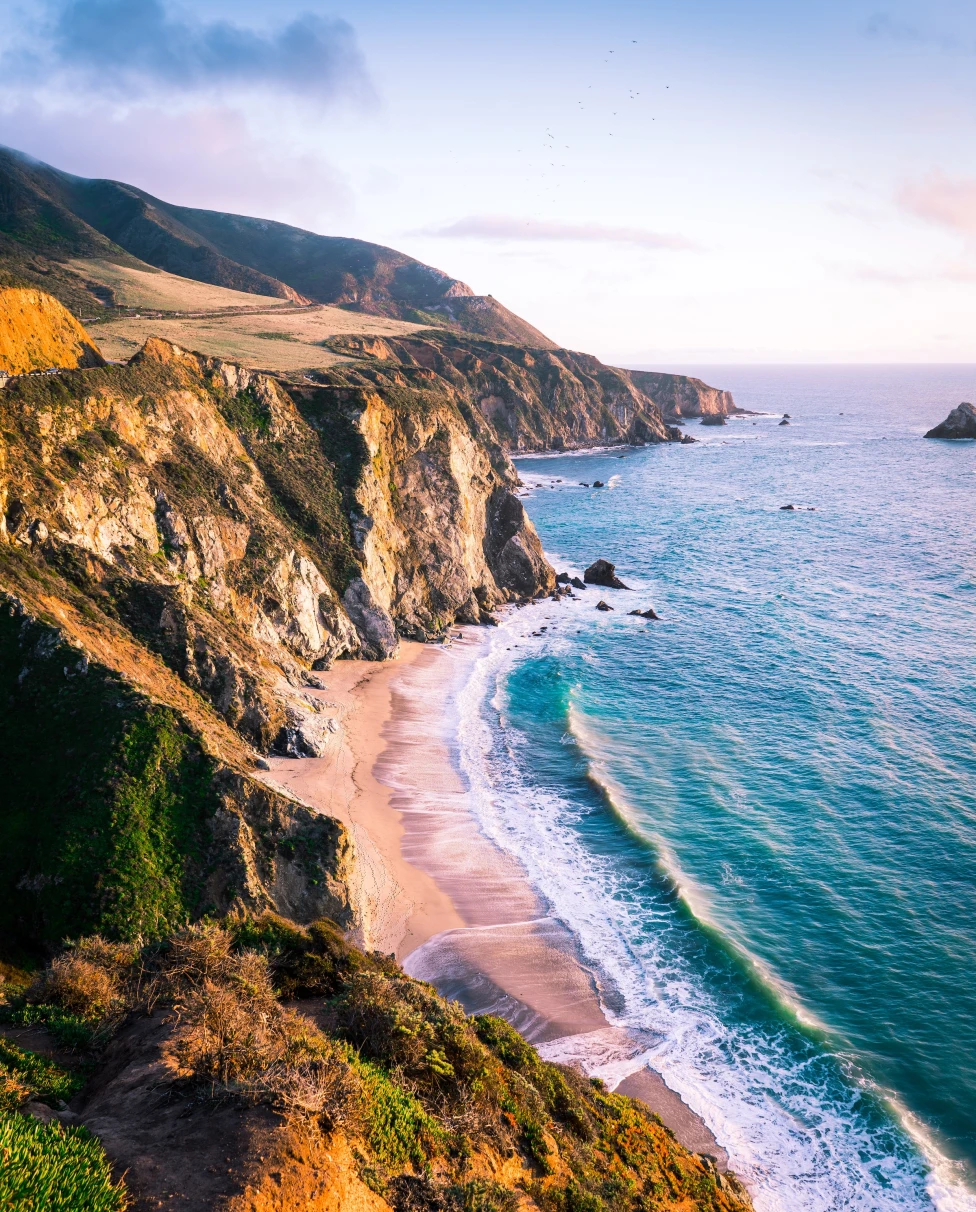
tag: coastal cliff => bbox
[626,369,737,421]
[0,301,552,950]
[0,287,752,1209]
[324,331,681,452]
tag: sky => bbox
[1,0,974,364]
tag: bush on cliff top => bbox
[7,914,750,1212]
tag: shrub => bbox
[157,922,359,1124]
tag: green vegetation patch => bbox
[0,604,221,956]
[0,1112,127,1212]
[352,1055,445,1170]
[0,1038,86,1111]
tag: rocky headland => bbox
[0,169,750,1210]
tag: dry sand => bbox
[260,633,727,1167]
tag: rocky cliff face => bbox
[0,291,555,950]
[325,331,680,452]
[627,368,738,420]
[0,331,552,729]
[0,286,105,375]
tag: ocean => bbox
[454,366,976,1211]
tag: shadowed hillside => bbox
[0,147,556,346]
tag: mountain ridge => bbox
[0,146,556,347]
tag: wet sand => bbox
[260,632,727,1167]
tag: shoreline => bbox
[261,632,728,1168]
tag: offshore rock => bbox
[584,559,630,590]
[571,576,586,590]
[629,608,660,620]
[596,600,613,611]
[700,414,727,426]
[925,402,976,439]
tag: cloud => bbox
[861,13,926,42]
[0,104,352,225]
[419,216,698,250]
[899,172,976,236]
[860,12,966,51]
[5,0,371,103]
[849,264,976,285]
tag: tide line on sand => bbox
[257,633,727,1167]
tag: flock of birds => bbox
[522,41,672,194]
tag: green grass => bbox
[351,1054,445,1170]
[1,1003,102,1052]
[0,1112,127,1211]
[0,1039,86,1111]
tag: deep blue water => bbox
[459,366,976,1211]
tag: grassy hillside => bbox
[0,146,556,346]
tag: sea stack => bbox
[924,403,976,440]
[584,559,630,589]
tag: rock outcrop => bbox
[0,286,105,374]
[628,368,738,421]
[924,402,976,439]
[584,558,630,589]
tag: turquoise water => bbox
[460,366,976,1211]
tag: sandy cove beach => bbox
[260,631,726,1167]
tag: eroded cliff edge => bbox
[0,319,553,955]
[325,331,735,452]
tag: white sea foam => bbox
[451,605,976,1212]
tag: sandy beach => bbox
[261,631,727,1167]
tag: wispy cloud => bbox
[419,216,698,250]
[0,104,352,225]
[849,264,976,285]
[899,172,976,236]
[4,0,371,104]
[860,12,968,52]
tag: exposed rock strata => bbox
[627,368,737,420]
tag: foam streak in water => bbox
[454,607,973,1212]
